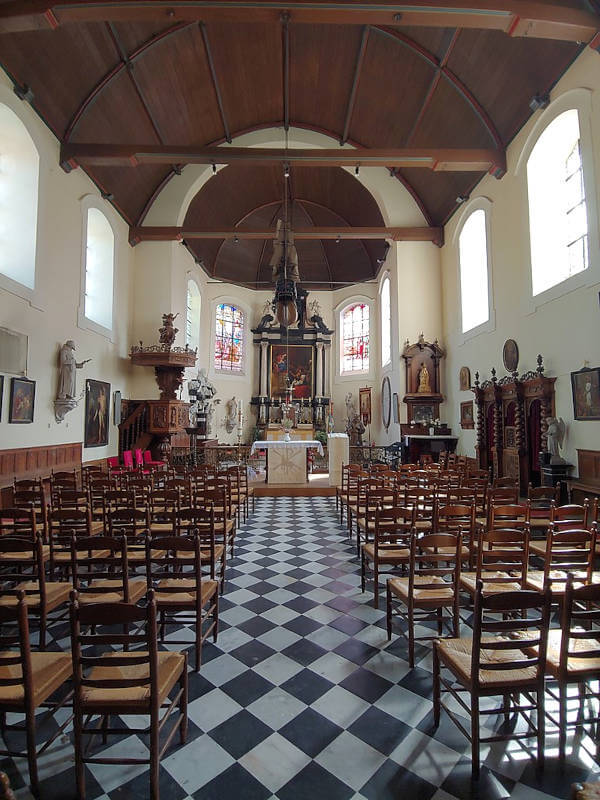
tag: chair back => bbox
[489,502,530,530]
[54,488,91,512]
[0,507,37,540]
[541,524,597,590]
[146,534,204,605]
[69,593,160,707]
[486,486,519,508]
[71,535,133,601]
[122,450,134,470]
[409,532,462,605]
[475,527,530,589]
[108,507,151,542]
[528,484,560,507]
[375,505,415,549]
[471,582,551,690]
[551,502,591,530]
[0,592,35,706]
[134,448,144,468]
[493,476,518,488]
[0,536,46,600]
[556,574,600,680]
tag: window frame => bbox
[516,88,600,312]
[336,296,373,380]
[379,272,392,371]
[78,195,118,341]
[453,197,495,343]
[209,296,248,378]
[185,278,201,353]
[0,96,42,304]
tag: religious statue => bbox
[269,219,300,283]
[345,392,358,423]
[225,396,238,434]
[57,340,90,400]
[159,313,179,349]
[546,417,566,464]
[417,363,432,393]
[257,299,275,330]
[345,412,365,447]
[188,367,217,427]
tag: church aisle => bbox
[4,497,598,799]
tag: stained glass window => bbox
[215,303,244,372]
[341,303,369,373]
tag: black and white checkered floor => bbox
[3,496,600,799]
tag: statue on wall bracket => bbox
[54,339,91,423]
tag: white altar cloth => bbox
[250,440,324,484]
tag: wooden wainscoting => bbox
[0,442,82,491]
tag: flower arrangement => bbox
[281,417,294,431]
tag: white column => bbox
[260,340,269,396]
[315,342,324,397]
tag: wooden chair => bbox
[0,592,73,799]
[146,534,219,671]
[488,501,530,531]
[361,505,415,608]
[87,476,117,519]
[493,476,518,488]
[0,536,71,649]
[525,525,597,599]
[433,582,551,778]
[459,527,530,607]
[173,506,226,593]
[10,480,47,539]
[69,592,188,800]
[107,507,152,569]
[148,489,181,534]
[543,574,600,759]
[354,483,396,556]
[47,507,96,579]
[0,507,38,543]
[404,486,436,535]
[71,534,146,605]
[342,468,368,534]
[433,503,476,566]
[529,501,591,557]
[387,531,461,667]
[196,485,236,559]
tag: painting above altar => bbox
[270,344,313,400]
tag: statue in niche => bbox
[546,417,566,464]
[417,363,432,393]
[159,313,179,349]
[57,340,90,400]
[224,396,238,434]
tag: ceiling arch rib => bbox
[374,25,504,150]
[64,21,193,140]
[297,200,338,289]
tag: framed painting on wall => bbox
[459,366,471,391]
[359,386,372,425]
[85,379,110,447]
[270,344,313,400]
[9,376,35,423]
[460,400,474,429]
[571,367,600,420]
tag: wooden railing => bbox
[118,401,150,455]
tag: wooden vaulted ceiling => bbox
[0,2,594,288]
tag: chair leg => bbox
[432,645,441,728]
[213,594,219,643]
[180,666,188,745]
[195,615,201,672]
[471,695,480,779]
[74,710,86,800]
[558,682,567,760]
[386,582,392,640]
[436,606,443,636]
[25,708,40,800]
[373,562,379,609]
[360,550,365,593]
[537,684,545,771]
[408,604,415,668]
[150,712,159,800]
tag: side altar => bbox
[251,289,333,435]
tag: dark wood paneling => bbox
[398,167,482,225]
[289,24,362,138]
[0,23,117,137]
[204,22,283,134]
[350,27,434,147]
[133,24,224,146]
[447,29,581,145]
[0,442,82,489]
[87,164,172,225]
[110,20,175,53]
[413,78,494,148]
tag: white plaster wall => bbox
[0,74,134,461]
[441,47,600,467]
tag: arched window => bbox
[215,302,244,372]
[83,208,114,331]
[380,276,391,367]
[341,302,369,374]
[186,280,201,352]
[527,109,589,296]
[0,103,39,290]
[458,208,490,334]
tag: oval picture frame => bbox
[381,376,391,431]
[502,339,519,373]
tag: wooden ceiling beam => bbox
[1,1,598,42]
[62,144,506,175]
[129,225,444,246]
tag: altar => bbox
[250,440,324,485]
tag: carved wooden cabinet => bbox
[473,362,555,493]
[402,336,445,424]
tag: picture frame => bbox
[269,344,313,400]
[459,366,471,392]
[113,390,122,426]
[571,366,600,420]
[9,376,35,423]
[359,386,372,425]
[392,392,399,424]
[413,404,434,424]
[0,374,3,421]
[460,400,474,429]
[85,379,110,447]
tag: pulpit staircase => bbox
[118,401,152,456]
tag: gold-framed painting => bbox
[85,379,110,447]
[269,344,313,400]
[460,400,474,429]
[9,376,35,423]
[359,386,372,425]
